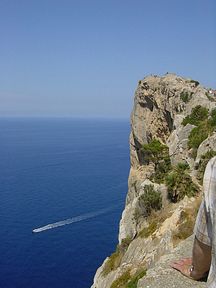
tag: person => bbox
[171,156,216,287]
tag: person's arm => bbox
[190,236,211,280]
[172,157,215,280]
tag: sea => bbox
[0,118,130,288]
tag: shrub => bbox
[141,139,168,163]
[185,107,216,158]
[138,185,162,217]
[182,105,208,126]
[165,165,199,202]
[188,123,209,149]
[177,162,190,171]
[182,106,216,159]
[197,150,216,183]
[180,91,193,103]
[190,80,199,87]
[141,139,171,183]
[153,155,172,183]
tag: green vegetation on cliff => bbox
[181,106,216,158]
[141,139,168,163]
[127,269,146,288]
[209,108,216,127]
[141,139,171,183]
[165,163,199,202]
[189,79,199,87]
[182,105,208,126]
[138,219,158,238]
[138,185,162,216]
[110,270,131,288]
[180,91,193,103]
[196,150,216,183]
[110,268,146,288]
[102,237,132,276]
[188,123,209,150]
[140,139,200,203]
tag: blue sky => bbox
[0,0,215,118]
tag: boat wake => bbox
[32,205,120,233]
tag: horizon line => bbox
[0,115,130,120]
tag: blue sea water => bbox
[0,118,130,288]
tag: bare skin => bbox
[171,237,212,280]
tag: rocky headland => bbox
[91,73,216,288]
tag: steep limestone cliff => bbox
[91,74,216,288]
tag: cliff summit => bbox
[92,73,216,288]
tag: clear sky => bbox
[0,0,215,118]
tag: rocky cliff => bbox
[91,74,216,288]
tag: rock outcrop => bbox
[137,236,206,288]
[91,74,216,288]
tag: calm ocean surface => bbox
[0,118,130,288]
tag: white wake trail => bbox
[32,205,119,233]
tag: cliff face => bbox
[91,74,216,288]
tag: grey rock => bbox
[118,198,138,242]
[167,123,196,167]
[196,132,216,165]
[137,236,206,288]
